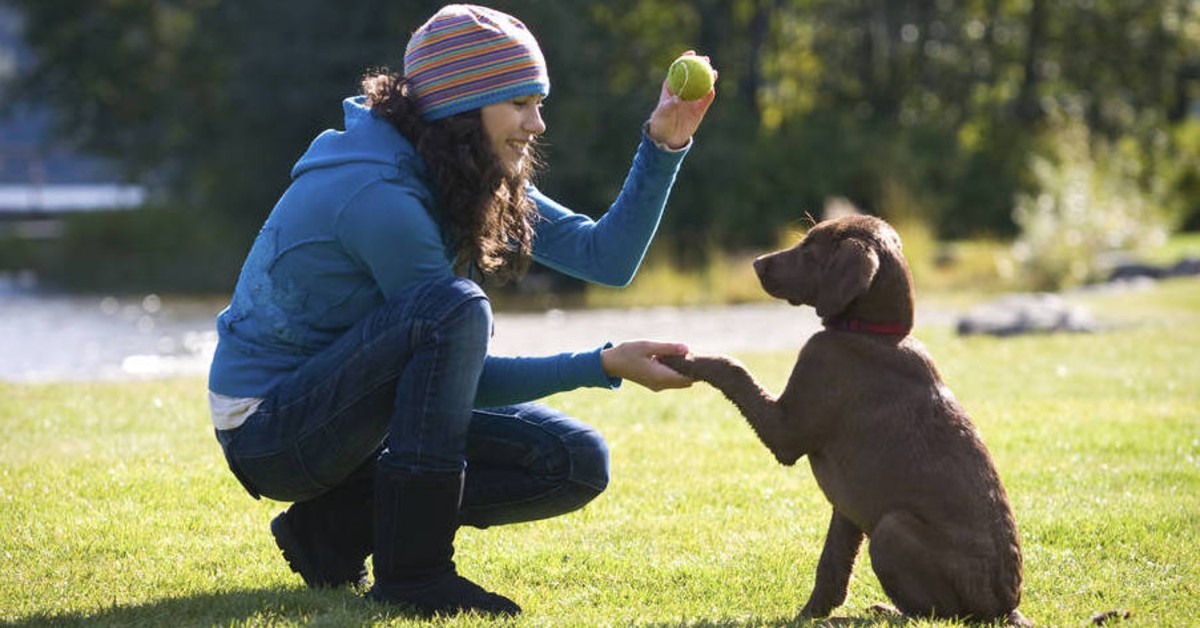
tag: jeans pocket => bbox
[234,448,325,502]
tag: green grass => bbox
[2,278,1198,627]
[585,230,1200,310]
[1141,231,1200,266]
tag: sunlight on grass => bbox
[585,245,772,309]
[590,230,1198,312]
[1,279,1197,626]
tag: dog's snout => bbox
[753,255,770,277]
[753,254,783,297]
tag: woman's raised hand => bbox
[646,51,717,150]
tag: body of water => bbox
[0,282,224,383]
[0,276,830,384]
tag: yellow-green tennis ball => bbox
[667,54,714,101]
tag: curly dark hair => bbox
[361,69,540,283]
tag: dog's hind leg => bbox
[867,510,961,619]
[800,510,865,618]
[871,512,1025,624]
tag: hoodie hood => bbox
[291,96,424,179]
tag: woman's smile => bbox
[482,96,546,173]
[507,138,532,159]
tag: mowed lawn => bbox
[1,278,1197,627]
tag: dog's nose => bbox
[753,256,770,277]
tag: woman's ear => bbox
[815,238,879,319]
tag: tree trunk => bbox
[1015,0,1046,123]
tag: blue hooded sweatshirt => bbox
[208,96,688,407]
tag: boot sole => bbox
[367,574,521,617]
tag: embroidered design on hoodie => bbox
[233,226,309,348]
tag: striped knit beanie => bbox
[404,4,550,121]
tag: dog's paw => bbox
[656,353,697,378]
[1091,609,1130,625]
[658,353,744,379]
[798,600,834,619]
[866,603,901,617]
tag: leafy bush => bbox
[1011,117,1171,290]
[1162,119,1200,230]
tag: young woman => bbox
[207,4,714,617]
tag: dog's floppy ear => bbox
[816,238,879,319]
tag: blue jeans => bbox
[215,276,610,528]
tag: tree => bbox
[11,0,449,228]
[9,0,1200,260]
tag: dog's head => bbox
[753,215,914,327]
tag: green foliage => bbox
[13,206,250,294]
[1,278,1199,625]
[1162,119,1200,230]
[1012,116,1172,290]
[9,0,451,226]
[7,0,1200,269]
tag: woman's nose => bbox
[524,107,546,135]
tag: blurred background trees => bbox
[4,0,1200,293]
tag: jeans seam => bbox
[462,412,603,515]
[267,313,433,461]
[414,326,441,468]
[465,482,573,514]
[272,317,414,420]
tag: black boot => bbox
[271,461,374,589]
[367,466,520,617]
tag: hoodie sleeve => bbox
[336,179,455,299]
[475,345,621,408]
[530,130,689,287]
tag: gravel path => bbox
[489,302,823,356]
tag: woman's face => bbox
[480,95,546,175]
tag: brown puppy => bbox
[659,215,1031,626]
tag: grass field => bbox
[2,277,1198,627]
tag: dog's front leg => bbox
[658,354,800,465]
[800,510,865,618]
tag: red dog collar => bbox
[826,319,911,336]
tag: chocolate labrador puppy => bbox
[659,215,1031,626]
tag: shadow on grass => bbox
[4,588,913,627]
[0,586,394,627]
[642,612,911,627]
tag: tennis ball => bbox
[667,54,714,101]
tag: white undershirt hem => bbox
[208,391,264,431]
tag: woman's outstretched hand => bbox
[602,340,695,391]
[646,51,717,150]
